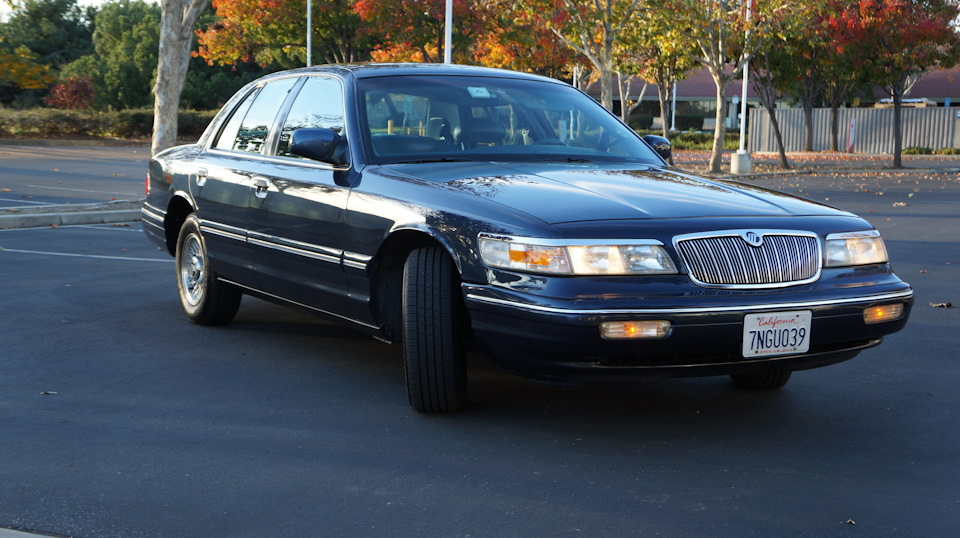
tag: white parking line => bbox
[0,248,172,262]
[26,184,139,196]
[0,197,55,206]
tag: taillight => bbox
[145,173,150,195]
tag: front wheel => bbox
[730,371,792,390]
[175,214,242,325]
[402,247,467,413]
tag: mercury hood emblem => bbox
[742,231,764,247]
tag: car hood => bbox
[382,162,850,225]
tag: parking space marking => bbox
[0,197,55,206]
[26,184,140,196]
[0,248,172,263]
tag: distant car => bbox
[142,63,913,413]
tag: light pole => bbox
[731,0,753,174]
[306,0,312,67]
[444,0,452,64]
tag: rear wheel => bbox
[730,371,792,390]
[175,214,242,325]
[402,247,467,413]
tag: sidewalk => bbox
[674,150,960,175]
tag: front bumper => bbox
[463,279,913,384]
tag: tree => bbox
[472,4,578,80]
[153,0,206,155]
[828,0,960,167]
[523,0,645,111]
[0,44,56,93]
[0,0,93,105]
[618,6,695,141]
[749,50,792,168]
[667,0,803,173]
[354,0,484,63]
[197,0,371,67]
[61,0,161,109]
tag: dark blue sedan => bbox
[142,63,912,413]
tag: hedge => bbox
[0,108,218,139]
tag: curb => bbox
[0,200,143,230]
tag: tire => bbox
[730,370,792,390]
[175,214,242,325]
[402,247,467,413]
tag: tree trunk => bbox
[802,101,814,152]
[830,103,840,152]
[764,105,790,169]
[656,78,672,139]
[152,0,206,156]
[709,75,729,174]
[893,91,903,168]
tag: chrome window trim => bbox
[465,290,914,316]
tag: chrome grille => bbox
[675,232,821,288]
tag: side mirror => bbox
[290,128,348,166]
[642,135,671,162]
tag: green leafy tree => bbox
[523,0,646,111]
[0,0,93,67]
[61,0,161,109]
[0,0,93,105]
[666,0,806,173]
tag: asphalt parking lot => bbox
[1,147,958,536]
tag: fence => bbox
[747,107,960,154]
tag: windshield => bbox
[357,75,662,165]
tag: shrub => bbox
[935,147,960,155]
[903,147,934,155]
[0,108,218,140]
[44,77,95,110]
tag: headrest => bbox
[455,117,505,145]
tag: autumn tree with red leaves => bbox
[828,0,960,167]
[353,0,487,63]
[196,0,371,67]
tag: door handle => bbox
[195,168,208,187]
[253,177,272,199]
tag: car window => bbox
[213,87,258,151]
[277,77,345,158]
[222,77,298,155]
[357,75,661,164]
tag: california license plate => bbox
[742,310,812,357]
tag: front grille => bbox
[675,232,821,288]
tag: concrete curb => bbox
[0,199,143,229]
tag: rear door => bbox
[191,76,300,287]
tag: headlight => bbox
[479,235,678,275]
[824,231,889,267]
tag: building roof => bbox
[592,66,960,102]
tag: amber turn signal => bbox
[863,304,904,324]
[600,321,671,339]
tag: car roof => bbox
[266,62,560,83]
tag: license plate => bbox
[742,310,812,357]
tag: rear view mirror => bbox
[642,135,671,162]
[290,128,348,166]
